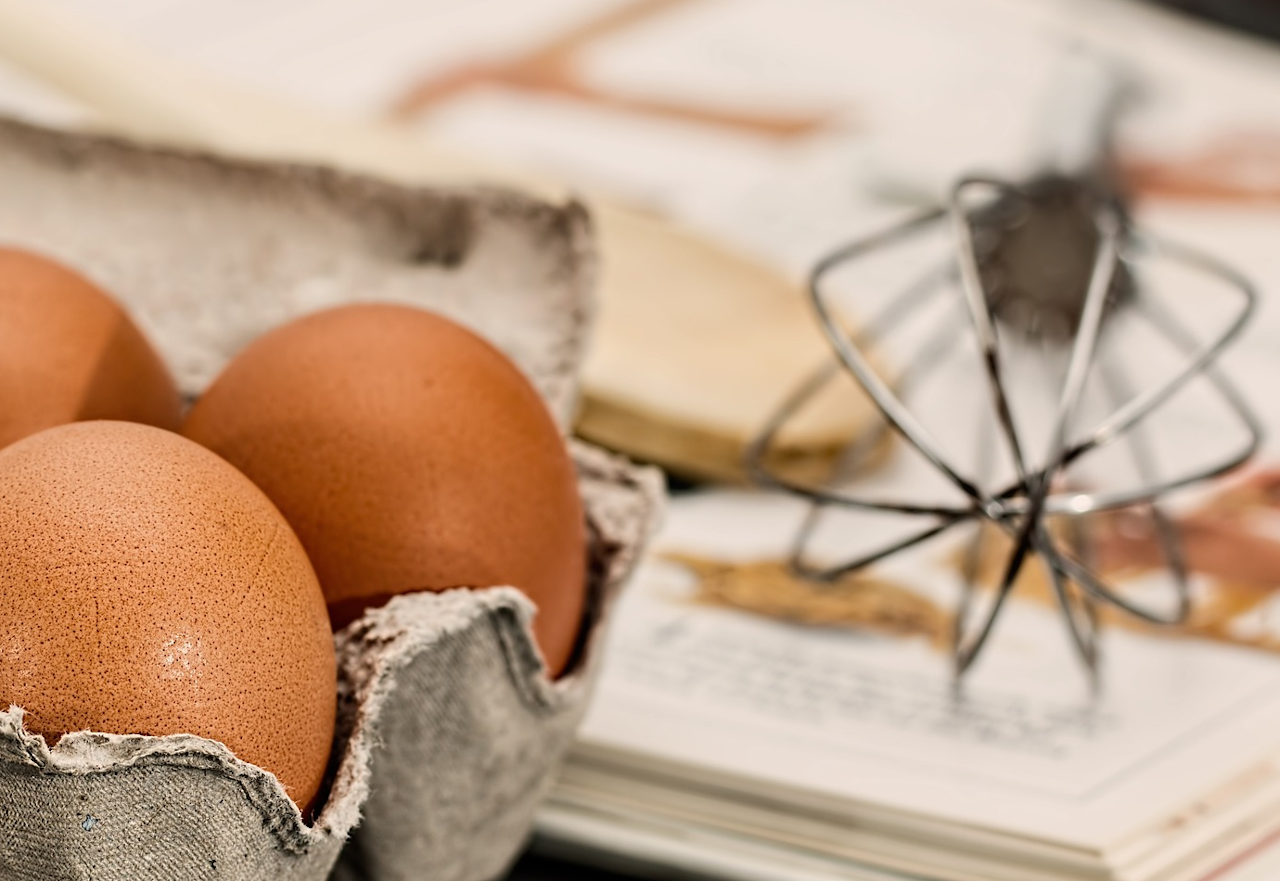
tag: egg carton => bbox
[0,118,664,881]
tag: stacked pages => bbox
[540,486,1280,880]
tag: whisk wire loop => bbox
[748,179,1262,680]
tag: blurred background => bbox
[3,0,1277,255]
[2,1,1280,877]
[3,0,1280,492]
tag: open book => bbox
[537,482,1280,880]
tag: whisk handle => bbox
[1035,50,1135,182]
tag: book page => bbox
[576,486,1280,850]
[0,57,86,126]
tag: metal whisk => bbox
[748,57,1262,682]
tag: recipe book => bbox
[536,486,1280,881]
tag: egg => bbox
[0,247,181,449]
[0,421,336,813]
[182,303,588,677]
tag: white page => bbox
[1216,829,1280,881]
[576,488,1280,856]
[0,56,86,125]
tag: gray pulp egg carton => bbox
[0,118,664,881]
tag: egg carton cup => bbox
[0,443,658,881]
[0,117,665,881]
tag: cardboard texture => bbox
[0,118,664,881]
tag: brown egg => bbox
[0,421,336,813]
[0,247,181,450]
[182,303,587,677]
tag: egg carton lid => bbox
[0,116,595,429]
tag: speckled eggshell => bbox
[0,247,181,450]
[182,303,588,678]
[0,421,336,813]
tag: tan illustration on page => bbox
[663,552,949,647]
[389,0,833,139]
[1123,132,1280,205]
[662,469,1280,655]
